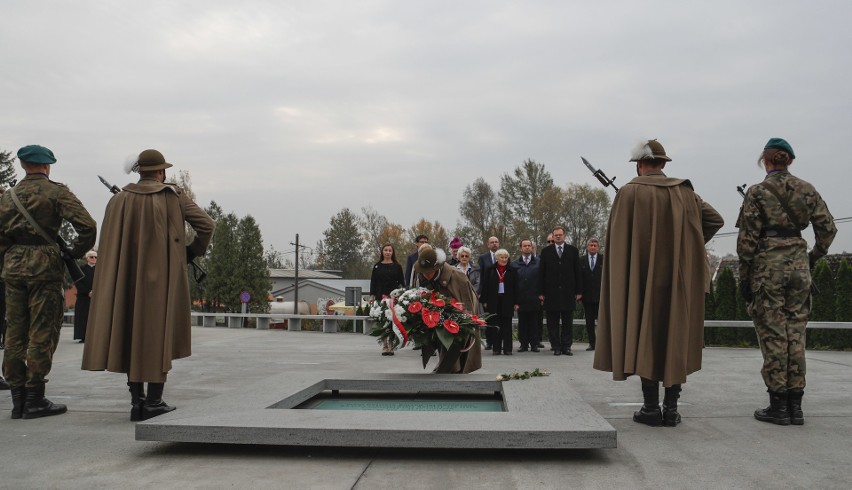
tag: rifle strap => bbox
[9,188,60,251]
[760,180,806,230]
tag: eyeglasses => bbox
[546,241,554,244]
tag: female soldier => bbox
[737,138,836,426]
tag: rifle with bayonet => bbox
[98,175,208,283]
[581,157,619,192]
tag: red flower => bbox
[429,297,446,307]
[422,309,441,328]
[471,315,487,326]
[443,320,460,334]
[449,299,464,311]
[408,301,422,313]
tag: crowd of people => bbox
[367,137,836,429]
[0,136,837,432]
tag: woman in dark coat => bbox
[369,243,405,356]
[73,250,97,342]
[480,249,519,355]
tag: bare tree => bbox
[456,177,498,252]
[408,219,449,255]
[560,183,611,249]
[497,159,555,248]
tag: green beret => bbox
[17,145,57,164]
[764,138,795,159]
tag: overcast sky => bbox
[2,1,850,262]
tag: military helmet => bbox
[629,139,672,162]
[133,149,173,172]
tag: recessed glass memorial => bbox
[294,391,505,412]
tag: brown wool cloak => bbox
[593,171,723,386]
[423,263,483,374]
[82,180,214,382]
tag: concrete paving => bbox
[2,326,851,489]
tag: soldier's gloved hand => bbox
[808,252,817,269]
[740,280,753,303]
[186,246,196,262]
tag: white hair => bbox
[495,248,510,259]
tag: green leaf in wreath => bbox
[435,327,454,350]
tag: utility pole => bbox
[290,234,310,314]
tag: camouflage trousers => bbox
[747,269,811,392]
[1,279,64,388]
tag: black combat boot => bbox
[128,382,146,422]
[788,390,804,426]
[633,378,662,427]
[141,382,176,421]
[22,384,67,419]
[754,391,790,426]
[662,384,682,427]
[10,386,25,419]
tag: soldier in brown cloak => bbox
[412,245,482,373]
[593,139,723,427]
[82,149,214,421]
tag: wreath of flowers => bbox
[369,287,487,353]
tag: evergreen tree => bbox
[206,213,241,311]
[236,215,271,313]
[320,208,368,278]
[0,150,18,189]
[810,259,835,321]
[705,281,716,320]
[714,267,739,345]
[834,258,852,321]
[715,267,738,320]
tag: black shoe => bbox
[662,385,682,427]
[518,347,529,352]
[788,390,804,426]
[485,343,493,350]
[492,350,502,356]
[530,347,540,353]
[22,384,67,419]
[537,343,545,348]
[0,377,9,390]
[754,391,791,426]
[10,387,25,419]
[77,339,85,343]
[586,345,595,351]
[503,351,513,355]
[141,399,176,421]
[633,406,663,426]
[564,348,573,356]
[413,345,422,350]
[554,350,562,356]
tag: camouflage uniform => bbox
[737,170,836,392]
[0,174,96,388]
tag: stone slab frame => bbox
[136,372,616,449]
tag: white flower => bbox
[384,310,393,321]
[393,305,405,318]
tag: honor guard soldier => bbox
[83,149,214,421]
[0,144,97,419]
[737,138,836,426]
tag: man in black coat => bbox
[404,235,429,287]
[580,238,603,351]
[537,226,582,356]
[511,239,541,352]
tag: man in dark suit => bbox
[512,239,541,352]
[477,236,499,348]
[537,226,582,356]
[580,238,603,351]
[404,234,429,287]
